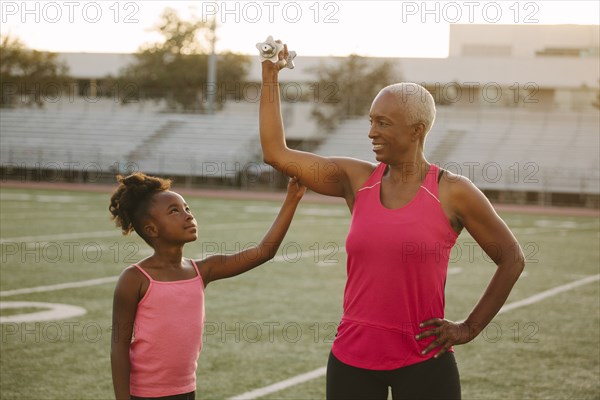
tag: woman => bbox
[259,42,525,399]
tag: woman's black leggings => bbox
[326,351,461,400]
[131,391,195,400]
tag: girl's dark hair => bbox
[109,172,172,240]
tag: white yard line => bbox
[0,301,87,323]
[497,274,600,315]
[0,276,119,297]
[229,367,328,400]
[228,274,600,400]
[1,244,341,297]
[0,268,462,299]
[0,246,461,296]
[0,230,119,244]
[0,219,343,244]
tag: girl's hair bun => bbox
[109,172,172,237]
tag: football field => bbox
[1,186,599,399]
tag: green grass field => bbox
[1,186,599,400]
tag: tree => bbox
[310,55,399,131]
[0,35,70,108]
[118,8,251,112]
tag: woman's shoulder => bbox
[330,157,377,189]
[439,169,492,216]
[439,170,477,196]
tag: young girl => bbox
[109,172,305,400]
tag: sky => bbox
[1,1,599,58]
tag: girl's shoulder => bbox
[117,264,148,287]
[122,263,144,275]
[113,264,149,302]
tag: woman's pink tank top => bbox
[129,260,204,397]
[332,163,458,370]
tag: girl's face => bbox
[145,191,198,244]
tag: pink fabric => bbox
[129,260,204,397]
[332,163,458,370]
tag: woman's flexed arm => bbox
[259,41,374,201]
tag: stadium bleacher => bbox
[314,107,600,195]
[1,106,598,200]
[0,108,261,180]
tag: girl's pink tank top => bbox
[332,163,458,370]
[129,260,204,397]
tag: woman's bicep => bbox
[267,148,373,198]
[454,180,521,265]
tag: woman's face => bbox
[368,91,422,164]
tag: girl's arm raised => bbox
[111,267,140,400]
[198,178,306,285]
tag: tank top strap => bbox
[190,259,200,276]
[420,164,441,203]
[132,264,154,281]
[357,163,386,192]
